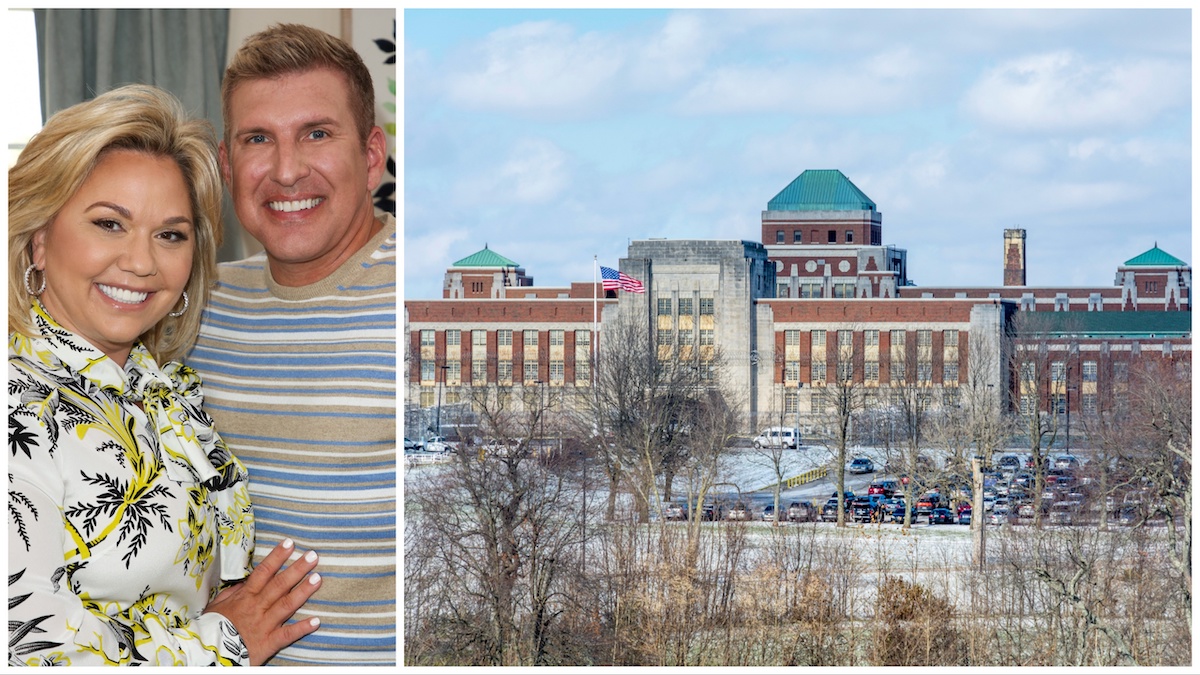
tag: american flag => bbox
[600,266,645,293]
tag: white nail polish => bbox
[282,538,294,550]
[304,550,318,563]
[309,573,322,585]
[310,617,321,627]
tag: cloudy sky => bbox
[404,8,1191,300]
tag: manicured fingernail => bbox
[309,573,321,585]
[309,617,321,627]
[282,538,294,550]
[304,550,318,563]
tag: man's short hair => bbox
[222,23,376,145]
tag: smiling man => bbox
[188,23,396,667]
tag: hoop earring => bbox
[168,291,189,318]
[23,265,45,296]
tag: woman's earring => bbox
[23,264,45,296]
[168,291,189,318]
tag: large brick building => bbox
[404,170,1190,439]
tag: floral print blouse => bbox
[8,302,254,666]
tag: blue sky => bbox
[404,8,1191,300]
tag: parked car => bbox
[998,454,1021,473]
[851,496,886,523]
[1053,454,1080,471]
[988,505,1010,525]
[868,479,900,497]
[664,502,688,521]
[887,502,908,524]
[957,506,973,525]
[404,437,419,451]
[929,507,955,524]
[727,502,752,521]
[821,499,850,522]
[1048,500,1078,525]
[753,426,800,449]
[702,501,726,521]
[915,492,942,515]
[761,503,784,522]
[787,500,817,522]
[849,457,875,474]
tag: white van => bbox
[753,427,800,449]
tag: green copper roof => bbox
[452,245,520,268]
[767,169,877,212]
[1124,245,1188,267]
[1012,311,1191,338]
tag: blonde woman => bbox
[8,85,321,666]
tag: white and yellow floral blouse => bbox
[8,302,255,666]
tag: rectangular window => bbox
[549,330,564,346]
[785,361,800,382]
[917,329,932,346]
[943,363,959,384]
[657,297,672,315]
[864,330,879,347]
[498,329,512,346]
[864,361,879,382]
[838,330,853,347]
[446,329,460,346]
[833,283,854,298]
[1051,361,1065,383]
[678,298,693,315]
[657,328,672,345]
[472,330,487,347]
[785,391,799,414]
[891,330,905,346]
[421,361,435,381]
[812,362,827,382]
[576,330,591,346]
[550,360,564,383]
[1020,362,1036,382]
[1082,361,1097,382]
[776,280,790,298]
[419,387,435,407]
[524,361,539,383]
[837,361,853,382]
[497,360,513,382]
[793,231,802,244]
[785,329,800,346]
[917,363,932,384]
[472,361,487,383]
[1114,362,1128,382]
[1019,394,1035,415]
[523,329,539,346]
[776,230,785,244]
[944,330,958,347]
[1083,393,1098,414]
[699,329,714,346]
[420,329,435,346]
[446,360,461,385]
[678,328,694,346]
[800,283,821,298]
[942,388,960,407]
[812,330,826,347]
[576,360,591,383]
[811,391,825,413]
[846,230,853,243]
[828,230,837,243]
[700,297,714,315]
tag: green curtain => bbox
[34,9,243,261]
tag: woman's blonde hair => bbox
[8,84,223,364]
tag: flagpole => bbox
[592,256,598,389]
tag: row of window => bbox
[656,328,715,346]
[789,329,958,348]
[775,229,855,244]
[801,388,962,414]
[797,361,958,385]
[656,297,715,316]
[1021,360,1111,384]
[419,359,590,385]
[776,281,858,298]
[1019,393,1101,415]
[420,328,592,348]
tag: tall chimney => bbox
[1004,228,1026,286]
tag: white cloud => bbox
[443,21,624,115]
[1068,137,1188,166]
[454,138,570,206]
[676,47,932,115]
[962,50,1189,133]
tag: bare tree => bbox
[1008,312,1066,527]
[814,328,865,527]
[405,383,584,666]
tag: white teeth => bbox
[98,284,149,304]
[268,197,323,213]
